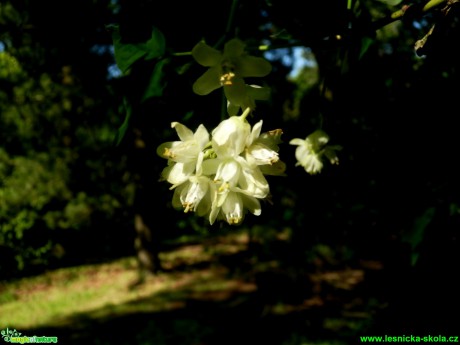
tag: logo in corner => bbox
[1,328,58,343]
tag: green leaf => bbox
[111,27,147,74]
[376,0,403,6]
[359,36,374,60]
[145,27,166,60]
[114,98,132,146]
[110,25,166,74]
[402,207,435,266]
[142,58,169,102]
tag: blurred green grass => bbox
[0,228,379,345]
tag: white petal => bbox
[247,120,263,147]
[215,159,240,184]
[212,115,250,158]
[172,122,194,141]
[166,161,195,185]
[193,124,211,150]
[303,154,323,174]
[248,143,279,165]
[209,187,225,225]
[195,183,213,217]
[166,141,201,163]
[182,176,210,213]
[222,192,244,225]
[237,161,269,198]
[172,183,188,209]
[295,144,311,166]
[241,194,261,216]
[289,138,306,146]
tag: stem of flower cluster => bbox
[241,107,251,121]
[215,0,240,49]
[226,0,240,36]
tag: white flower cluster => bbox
[157,108,286,225]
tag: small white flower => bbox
[289,129,341,175]
[245,121,281,167]
[157,122,210,163]
[211,111,251,158]
[168,150,214,215]
[172,175,214,216]
[209,188,262,225]
[157,122,210,186]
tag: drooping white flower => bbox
[219,190,261,225]
[157,122,210,163]
[170,151,214,215]
[209,185,262,225]
[245,121,281,167]
[157,122,210,186]
[289,129,341,175]
[192,38,272,113]
[211,109,251,158]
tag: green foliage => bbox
[0,52,24,82]
[114,98,132,146]
[0,2,21,26]
[402,207,435,266]
[111,25,166,74]
[141,57,170,101]
[111,25,170,144]
[0,2,134,276]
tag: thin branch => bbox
[215,0,240,49]
[371,0,449,31]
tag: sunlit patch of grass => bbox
[0,257,140,328]
[159,244,213,270]
[0,231,257,330]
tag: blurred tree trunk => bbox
[131,126,162,282]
